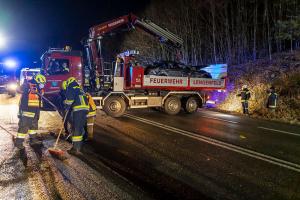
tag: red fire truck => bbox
[41,14,226,117]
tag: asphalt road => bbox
[0,95,151,200]
[1,94,299,199]
[87,108,300,200]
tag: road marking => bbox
[125,114,300,173]
[200,115,238,124]
[258,126,300,137]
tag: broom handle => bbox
[53,108,70,149]
[38,94,60,112]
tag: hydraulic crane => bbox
[84,13,183,90]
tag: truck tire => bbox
[184,97,198,114]
[104,96,126,117]
[164,96,181,115]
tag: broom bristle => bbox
[48,148,67,160]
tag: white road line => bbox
[124,114,300,173]
[200,115,238,124]
[258,126,300,137]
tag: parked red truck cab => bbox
[41,49,83,102]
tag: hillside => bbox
[218,51,300,124]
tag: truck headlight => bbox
[7,83,18,91]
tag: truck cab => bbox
[41,48,83,94]
[113,50,144,91]
[41,48,83,107]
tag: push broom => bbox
[38,94,69,160]
[47,109,69,160]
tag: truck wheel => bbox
[104,96,126,117]
[164,96,181,115]
[184,97,198,114]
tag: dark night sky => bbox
[0,0,150,66]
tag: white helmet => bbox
[242,85,247,89]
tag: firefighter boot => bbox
[67,147,83,156]
[13,137,25,150]
[29,135,42,147]
[67,142,82,156]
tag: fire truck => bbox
[41,14,226,117]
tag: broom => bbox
[38,94,69,160]
[47,109,70,160]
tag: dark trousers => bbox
[16,110,39,146]
[72,110,88,150]
[242,101,249,114]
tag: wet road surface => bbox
[89,108,300,200]
[1,94,299,199]
[0,95,150,199]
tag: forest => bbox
[119,0,300,66]
[114,0,300,123]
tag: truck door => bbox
[113,58,124,91]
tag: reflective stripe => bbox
[241,100,248,102]
[73,105,89,111]
[17,133,27,138]
[28,130,37,135]
[64,100,74,105]
[23,111,35,118]
[269,105,276,108]
[72,135,83,142]
[79,95,85,106]
[87,123,94,126]
[73,86,81,89]
[28,100,40,107]
[87,111,96,117]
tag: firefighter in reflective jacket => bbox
[237,85,251,114]
[267,86,278,110]
[64,77,89,154]
[15,74,46,149]
[85,93,96,140]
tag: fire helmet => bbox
[33,74,46,84]
[66,77,77,87]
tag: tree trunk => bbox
[264,0,272,60]
[225,1,232,64]
[210,0,217,63]
[253,0,257,61]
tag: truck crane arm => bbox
[89,13,183,48]
[85,13,183,90]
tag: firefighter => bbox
[267,86,278,111]
[15,74,46,149]
[237,85,251,114]
[61,62,69,73]
[85,93,97,141]
[64,77,89,154]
